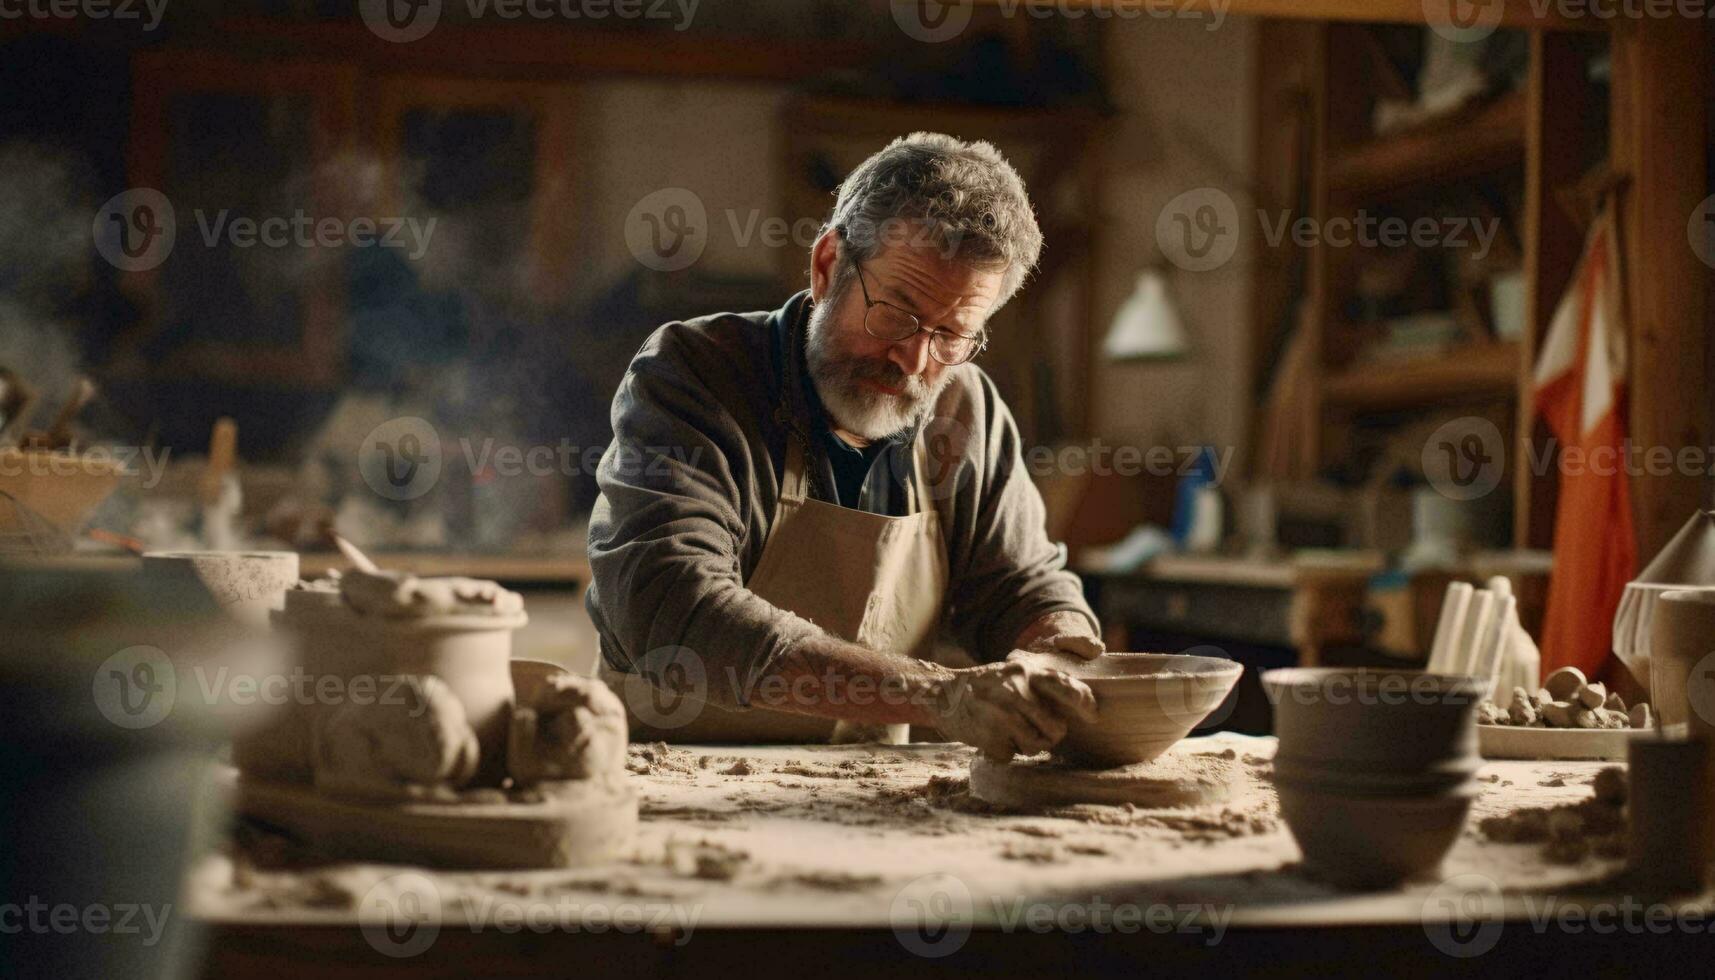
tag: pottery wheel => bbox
[969,753,1234,809]
[226,768,638,870]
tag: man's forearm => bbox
[751,634,952,727]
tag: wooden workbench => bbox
[188,733,1711,976]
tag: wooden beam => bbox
[1609,20,1712,558]
[1515,31,1589,549]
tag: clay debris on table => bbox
[621,741,1282,848]
[1478,666,1652,730]
[1478,766,1628,864]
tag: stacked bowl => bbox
[1263,667,1488,889]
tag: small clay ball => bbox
[1592,767,1627,806]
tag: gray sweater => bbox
[585,291,1094,704]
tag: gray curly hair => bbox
[825,132,1042,310]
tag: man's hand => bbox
[927,661,1097,762]
[1009,609,1105,666]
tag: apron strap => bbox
[780,436,811,503]
[909,431,932,515]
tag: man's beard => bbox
[804,294,952,442]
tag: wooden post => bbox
[1515,31,1589,549]
[1609,21,1713,561]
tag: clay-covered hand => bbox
[928,661,1097,763]
[1009,611,1105,664]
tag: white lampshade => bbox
[1104,268,1188,361]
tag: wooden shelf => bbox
[202,18,879,84]
[1327,92,1527,200]
[1324,342,1521,412]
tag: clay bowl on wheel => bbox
[1018,652,1243,767]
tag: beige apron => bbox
[601,433,948,743]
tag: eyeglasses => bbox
[845,252,987,366]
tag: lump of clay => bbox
[1480,683,1652,731]
[1629,703,1653,729]
[1476,700,1509,725]
[1543,666,1586,701]
[509,673,628,785]
[314,674,480,801]
[1574,681,1608,710]
[339,569,524,619]
[1505,688,1538,726]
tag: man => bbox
[587,133,1103,762]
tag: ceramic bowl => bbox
[1275,779,1479,889]
[142,550,299,627]
[1262,667,1486,779]
[1024,652,1243,767]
